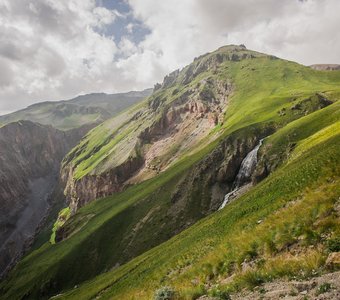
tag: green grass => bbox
[50,207,71,244]
[1,45,340,300]
[62,100,149,179]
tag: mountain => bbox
[0,45,339,300]
[0,121,92,278]
[0,89,152,131]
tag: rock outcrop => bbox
[310,64,340,71]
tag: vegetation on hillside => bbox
[55,106,340,300]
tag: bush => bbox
[154,286,177,300]
[240,271,265,288]
[316,282,331,295]
[327,237,340,252]
[189,285,206,300]
[210,288,231,300]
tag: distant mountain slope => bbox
[0,89,152,131]
[0,45,339,300]
[0,120,91,278]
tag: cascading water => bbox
[219,138,264,210]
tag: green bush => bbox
[327,237,340,252]
[210,288,231,300]
[154,286,177,300]
[189,284,206,299]
[316,282,331,295]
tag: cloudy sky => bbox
[0,0,339,114]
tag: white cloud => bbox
[0,0,121,113]
[0,0,340,114]
[128,0,340,68]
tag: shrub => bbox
[189,285,206,300]
[327,237,340,252]
[210,288,231,300]
[316,282,331,295]
[244,242,259,260]
[241,270,265,288]
[154,286,177,300]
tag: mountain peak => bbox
[155,45,270,91]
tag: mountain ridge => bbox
[0,89,152,131]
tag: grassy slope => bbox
[64,47,340,180]
[56,104,340,300]
[1,47,340,299]
[0,102,101,130]
[62,99,147,179]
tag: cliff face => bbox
[0,120,92,276]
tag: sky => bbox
[0,0,339,115]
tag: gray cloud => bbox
[0,58,13,87]
[0,0,339,115]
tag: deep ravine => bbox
[0,121,93,278]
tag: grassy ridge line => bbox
[55,108,340,299]
[0,91,151,131]
[218,57,340,134]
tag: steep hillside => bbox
[54,102,340,300]
[0,121,91,278]
[0,90,151,131]
[61,45,339,213]
[0,45,339,300]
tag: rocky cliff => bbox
[0,120,92,277]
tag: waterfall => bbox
[219,138,264,210]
